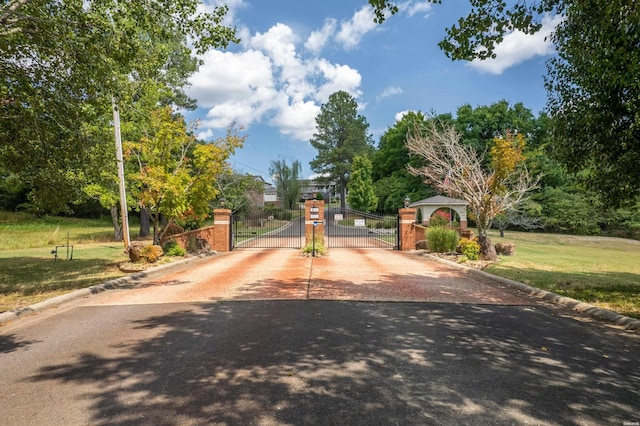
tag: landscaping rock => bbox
[127,242,146,263]
[127,243,164,263]
[495,242,516,256]
[479,236,498,261]
[459,229,474,239]
[416,240,429,250]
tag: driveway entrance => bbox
[88,248,530,305]
[3,248,638,426]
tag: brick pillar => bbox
[305,200,325,247]
[399,208,417,251]
[212,208,232,252]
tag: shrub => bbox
[276,210,293,221]
[141,245,164,263]
[429,211,449,227]
[163,240,186,257]
[457,237,480,260]
[302,234,327,256]
[176,208,207,231]
[426,227,459,253]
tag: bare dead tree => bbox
[406,121,540,260]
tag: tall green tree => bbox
[269,159,302,210]
[454,101,537,153]
[347,156,378,212]
[310,91,373,211]
[369,0,640,205]
[0,0,237,212]
[546,0,640,205]
[371,111,436,212]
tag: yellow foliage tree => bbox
[125,106,243,244]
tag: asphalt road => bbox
[1,249,638,425]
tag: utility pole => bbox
[112,96,131,249]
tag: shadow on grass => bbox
[487,267,640,318]
[0,256,124,295]
[23,299,640,425]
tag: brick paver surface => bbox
[90,248,531,306]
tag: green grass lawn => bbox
[485,230,640,319]
[0,212,135,312]
[0,243,129,312]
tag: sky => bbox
[184,0,561,183]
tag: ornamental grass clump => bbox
[426,227,459,253]
[302,234,327,256]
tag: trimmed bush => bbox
[457,237,480,260]
[163,240,186,257]
[426,227,459,253]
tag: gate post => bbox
[399,207,417,251]
[213,208,232,252]
[305,200,325,248]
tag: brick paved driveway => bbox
[89,248,531,307]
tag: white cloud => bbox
[187,22,364,142]
[378,86,403,100]
[400,0,433,18]
[199,0,248,25]
[468,14,563,75]
[395,110,413,122]
[305,18,337,56]
[335,6,378,50]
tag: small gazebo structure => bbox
[409,195,469,229]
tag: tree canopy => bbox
[546,0,640,205]
[369,0,640,205]
[269,159,303,210]
[368,0,563,60]
[0,0,237,212]
[347,156,378,212]
[125,107,242,244]
[372,111,435,213]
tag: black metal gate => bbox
[325,207,399,249]
[232,207,304,249]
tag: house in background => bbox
[250,176,337,207]
[300,179,336,202]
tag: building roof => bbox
[410,195,468,207]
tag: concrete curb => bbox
[0,251,218,326]
[419,252,640,331]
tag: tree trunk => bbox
[139,207,150,237]
[478,235,497,261]
[152,213,161,246]
[110,204,123,242]
[339,176,347,212]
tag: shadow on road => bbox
[0,333,39,354]
[25,301,639,425]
